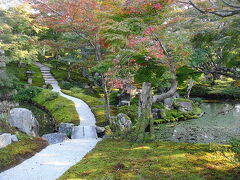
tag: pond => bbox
[155,102,240,144]
[19,103,55,136]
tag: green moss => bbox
[6,63,44,87]
[32,89,79,125]
[29,64,45,87]
[0,133,47,172]
[51,69,90,85]
[58,139,240,180]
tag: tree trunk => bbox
[135,82,153,141]
[186,78,194,99]
[101,73,111,124]
[153,57,178,103]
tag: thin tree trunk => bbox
[101,73,111,124]
[186,78,194,99]
[135,82,153,141]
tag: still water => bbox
[155,102,240,144]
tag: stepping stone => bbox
[71,126,97,139]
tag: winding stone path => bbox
[0,63,100,180]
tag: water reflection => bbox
[155,102,240,144]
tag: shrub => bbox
[230,138,240,161]
[13,87,42,102]
[118,105,138,123]
[109,91,119,105]
[61,81,74,90]
[45,91,59,101]
[70,87,84,94]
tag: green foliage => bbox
[59,139,240,180]
[70,87,84,94]
[6,63,44,87]
[230,138,240,161]
[109,91,119,105]
[135,63,167,87]
[45,91,59,101]
[118,105,138,124]
[191,85,240,100]
[13,87,42,102]
[0,6,42,64]
[0,69,16,88]
[60,81,74,90]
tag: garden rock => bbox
[0,133,12,148]
[42,133,68,144]
[59,123,74,135]
[115,113,132,131]
[96,126,105,138]
[152,108,165,120]
[8,108,39,137]
[11,135,18,142]
[164,98,173,109]
[176,101,193,112]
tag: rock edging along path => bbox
[0,62,100,180]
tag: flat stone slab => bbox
[71,126,97,139]
[42,133,69,144]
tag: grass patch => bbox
[0,133,47,172]
[59,139,240,180]
[6,63,44,87]
[51,69,91,85]
[32,89,79,126]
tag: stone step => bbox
[71,126,97,139]
[41,71,51,73]
[43,77,54,79]
[40,68,50,70]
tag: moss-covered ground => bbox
[0,120,47,172]
[6,63,44,87]
[32,89,79,126]
[0,134,47,173]
[59,139,240,180]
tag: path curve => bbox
[0,63,100,180]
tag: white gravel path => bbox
[0,63,100,180]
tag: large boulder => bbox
[152,108,165,120]
[114,113,132,131]
[164,98,173,109]
[96,126,105,138]
[58,123,74,135]
[176,101,193,112]
[8,108,39,137]
[42,133,68,144]
[0,133,12,148]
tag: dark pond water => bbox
[155,102,240,144]
[19,103,55,136]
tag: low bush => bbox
[109,91,119,105]
[118,105,138,123]
[32,89,79,125]
[61,81,74,90]
[13,87,42,102]
[45,91,59,101]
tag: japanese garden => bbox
[0,0,239,179]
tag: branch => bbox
[176,0,240,17]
